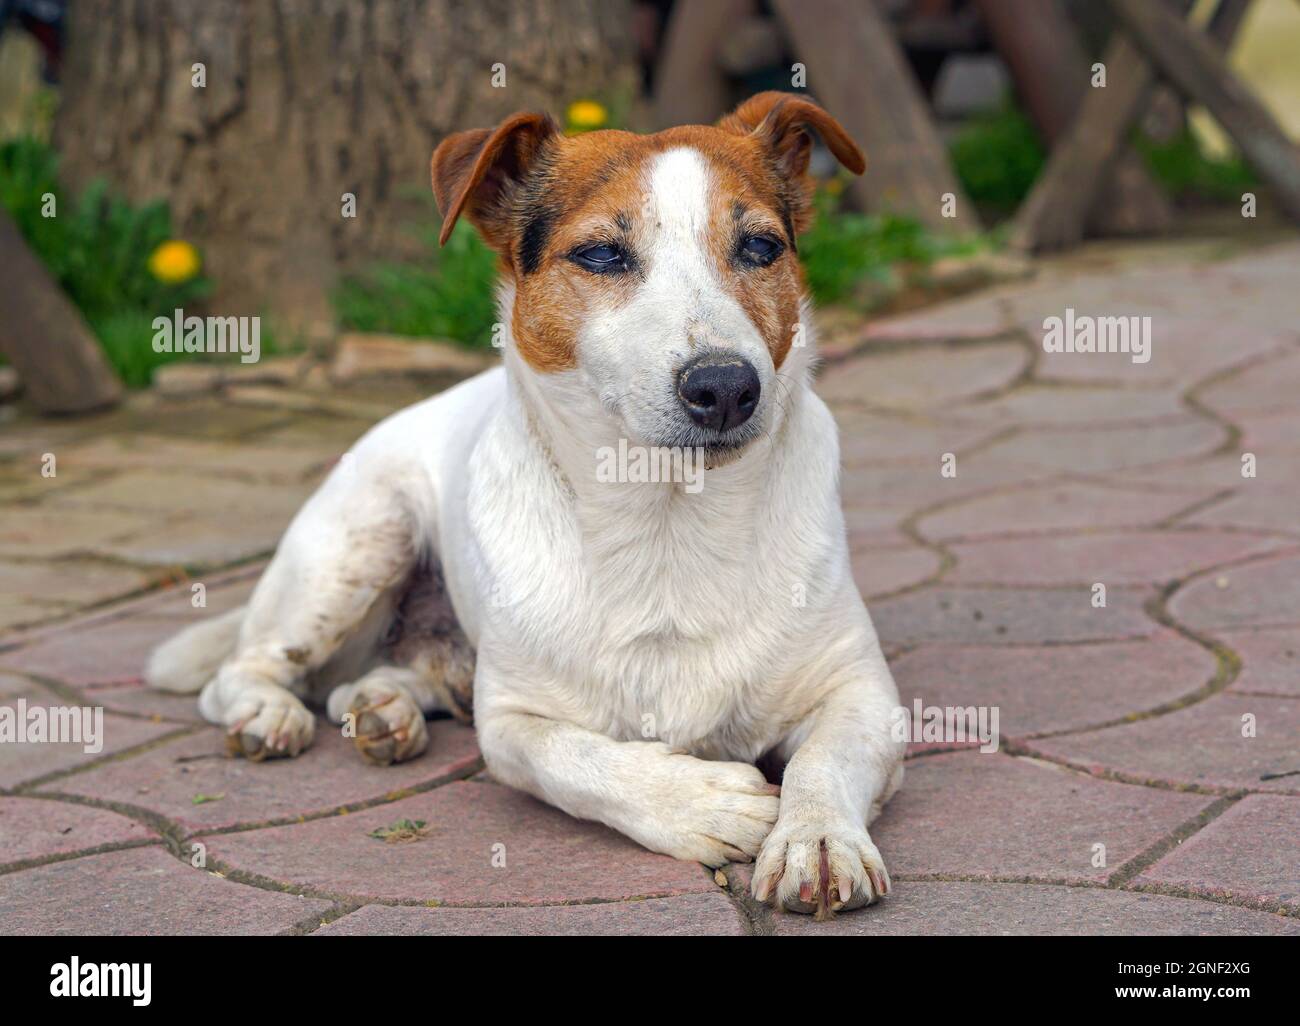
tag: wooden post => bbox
[1106,0,1300,222]
[0,210,121,414]
[652,0,754,130]
[772,0,980,233]
[974,0,1173,236]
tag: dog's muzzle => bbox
[676,353,761,433]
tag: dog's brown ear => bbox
[719,92,865,180]
[431,111,559,248]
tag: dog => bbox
[146,93,905,917]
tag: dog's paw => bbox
[751,816,890,919]
[642,750,781,867]
[330,677,428,766]
[219,683,316,761]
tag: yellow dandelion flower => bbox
[148,240,201,285]
[566,99,608,132]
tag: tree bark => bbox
[53,0,638,326]
[0,210,122,414]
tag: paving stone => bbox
[59,435,337,484]
[850,545,941,599]
[857,293,1012,344]
[839,452,1055,512]
[0,593,69,632]
[1221,627,1300,697]
[0,507,157,559]
[1169,553,1300,631]
[0,676,181,789]
[0,846,330,935]
[1198,350,1300,416]
[945,530,1286,586]
[870,586,1159,646]
[1103,453,1300,495]
[202,779,715,905]
[316,892,745,936]
[975,419,1226,475]
[91,510,294,568]
[832,406,1006,466]
[0,558,152,610]
[1184,488,1300,536]
[767,880,1298,935]
[951,385,1188,427]
[868,752,1210,882]
[817,342,1028,410]
[918,481,1213,541]
[1027,693,1300,794]
[1236,410,1300,455]
[0,795,156,866]
[1137,796,1299,910]
[843,505,911,548]
[45,469,307,519]
[82,677,208,723]
[118,572,258,622]
[53,720,481,833]
[890,630,1217,737]
[1,614,181,685]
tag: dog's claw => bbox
[345,682,428,766]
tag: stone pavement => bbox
[1,239,1298,935]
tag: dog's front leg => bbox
[475,661,780,866]
[751,653,905,918]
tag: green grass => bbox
[333,219,499,349]
[949,101,1046,217]
[799,188,986,306]
[1134,127,1256,203]
[0,136,210,386]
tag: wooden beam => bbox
[0,209,121,414]
[652,0,753,130]
[772,0,979,232]
[1106,0,1300,221]
[975,0,1173,237]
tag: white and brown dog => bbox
[147,93,905,917]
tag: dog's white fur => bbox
[149,146,904,914]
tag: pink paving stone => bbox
[1221,627,1300,697]
[890,630,1217,737]
[850,545,941,600]
[950,385,1188,427]
[0,614,181,686]
[52,719,481,833]
[843,505,911,548]
[1026,693,1300,795]
[868,749,1211,884]
[974,419,1226,475]
[0,677,182,789]
[857,293,1010,343]
[1101,452,1300,495]
[1169,553,1300,631]
[868,752,1210,883]
[316,892,746,936]
[1197,349,1300,416]
[766,881,1298,936]
[1185,489,1300,536]
[869,585,1159,647]
[0,795,156,867]
[202,779,716,905]
[1137,796,1300,911]
[1236,410,1300,455]
[839,451,1057,512]
[917,481,1214,541]
[832,406,1006,466]
[944,530,1287,587]
[0,846,331,935]
[82,676,207,723]
[817,343,1028,410]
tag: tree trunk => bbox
[53,0,637,327]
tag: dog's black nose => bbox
[677,355,761,432]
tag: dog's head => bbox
[431,93,864,459]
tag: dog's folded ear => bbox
[431,111,560,249]
[718,92,865,181]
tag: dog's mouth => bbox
[654,418,766,467]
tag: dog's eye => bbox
[570,242,628,274]
[739,234,783,267]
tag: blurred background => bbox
[0,0,1297,410]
